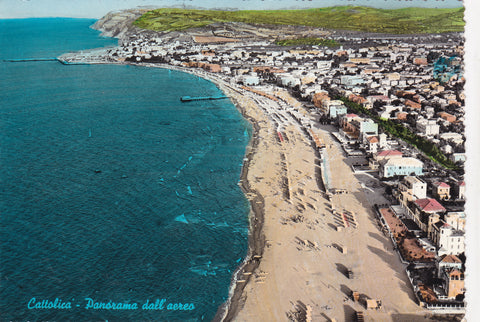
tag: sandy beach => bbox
[200,78,431,321]
[116,63,431,321]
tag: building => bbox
[441,269,465,299]
[441,144,453,155]
[340,75,364,87]
[348,93,368,107]
[378,105,401,120]
[277,74,301,87]
[413,57,428,65]
[437,255,462,277]
[398,176,427,205]
[241,75,260,86]
[370,149,403,170]
[340,114,378,141]
[350,118,378,140]
[364,136,379,154]
[435,254,466,300]
[396,111,408,120]
[328,102,348,118]
[339,113,361,140]
[416,118,440,136]
[444,212,466,231]
[455,181,466,200]
[366,95,390,107]
[301,73,316,85]
[405,99,421,110]
[349,57,371,64]
[312,91,330,110]
[433,181,451,200]
[429,221,465,256]
[380,157,423,178]
[440,132,464,145]
[438,111,457,123]
[409,198,446,231]
[449,153,466,163]
[313,92,347,119]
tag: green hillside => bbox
[133,6,465,34]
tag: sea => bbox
[0,18,251,321]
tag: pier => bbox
[2,58,59,63]
[180,95,228,102]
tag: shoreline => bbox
[58,56,431,321]
[57,50,266,320]
[137,63,269,321]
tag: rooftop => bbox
[377,150,403,157]
[440,254,462,264]
[433,181,450,188]
[384,157,423,167]
[414,198,446,213]
[403,176,425,185]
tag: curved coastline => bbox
[58,46,262,319]
[137,63,267,321]
[57,57,431,321]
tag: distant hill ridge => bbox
[132,6,465,34]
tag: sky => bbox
[0,0,465,19]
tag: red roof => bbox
[414,198,446,213]
[377,150,403,157]
[345,113,358,118]
[368,95,389,101]
[441,254,462,264]
[434,181,450,188]
[367,136,379,143]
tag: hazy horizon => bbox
[0,0,464,19]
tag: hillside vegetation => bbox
[275,37,339,47]
[133,6,465,34]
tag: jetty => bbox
[3,58,59,63]
[180,95,228,102]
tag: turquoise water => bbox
[0,18,251,321]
